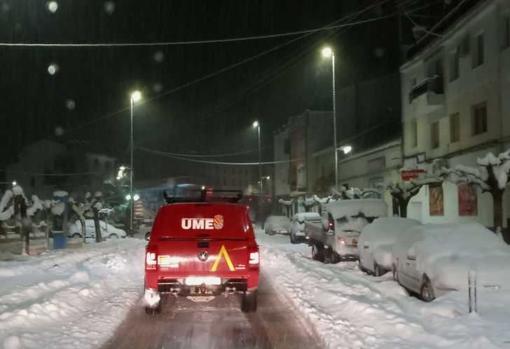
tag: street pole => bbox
[331,53,338,190]
[257,123,263,195]
[129,97,134,235]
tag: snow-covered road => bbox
[1,231,510,349]
[0,239,146,349]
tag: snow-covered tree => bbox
[445,149,510,232]
[387,175,443,218]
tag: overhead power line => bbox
[137,146,301,166]
[0,15,392,48]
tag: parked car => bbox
[290,212,321,244]
[68,219,127,240]
[358,217,420,276]
[264,215,291,235]
[305,199,387,263]
[392,222,510,302]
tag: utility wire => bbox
[0,13,391,47]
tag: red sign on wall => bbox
[401,169,426,181]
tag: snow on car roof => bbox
[293,212,320,220]
[325,199,387,220]
[361,217,421,240]
[407,222,506,254]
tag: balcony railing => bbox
[408,75,444,103]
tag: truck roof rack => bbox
[163,188,243,204]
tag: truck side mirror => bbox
[145,232,151,241]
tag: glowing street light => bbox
[125,194,132,201]
[321,46,333,58]
[133,194,140,201]
[12,181,17,187]
[252,120,262,194]
[340,145,353,155]
[321,45,338,189]
[128,90,143,234]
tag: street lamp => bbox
[129,90,142,234]
[252,120,262,194]
[340,145,353,155]
[321,45,338,189]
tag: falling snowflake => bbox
[1,3,10,13]
[104,1,115,15]
[48,63,59,75]
[47,1,58,13]
[55,126,64,136]
[66,99,76,110]
[153,51,165,63]
[153,83,163,93]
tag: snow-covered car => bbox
[358,217,420,276]
[290,212,321,244]
[392,222,510,302]
[264,215,291,235]
[68,219,127,240]
[305,199,388,263]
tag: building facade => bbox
[400,0,510,227]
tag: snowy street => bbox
[1,231,510,348]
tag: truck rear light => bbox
[145,251,157,270]
[249,251,259,265]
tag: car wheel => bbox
[311,243,325,263]
[420,275,435,302]
[71,233,81,239]
[373,262,384,277]
[108,233,119,239]
[241,291,257,313]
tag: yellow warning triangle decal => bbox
[210,245,236,272]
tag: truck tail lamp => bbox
[145,250,157,270]
[249,247,260,267]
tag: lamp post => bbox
[252,120,263,195]
[129,90,142,235]
[321,46,338,189]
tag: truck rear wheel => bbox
[241,291,257,313]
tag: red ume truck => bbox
[144,197,260,314]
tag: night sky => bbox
[0,0,444,181]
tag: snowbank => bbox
[257,229,510,348]
[0,239,145,349]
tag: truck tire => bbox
[311,242,325,262]
[241,291,257,313]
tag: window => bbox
[449,48,459,81]
[472,33,484,68]
[431,121,439,149]
[410,119,418,148]
[472,102,488,135]
[503,15,510,49]
[450,113,460,143]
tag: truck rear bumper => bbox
[145,271,259,295]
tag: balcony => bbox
[408,75,445,116]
